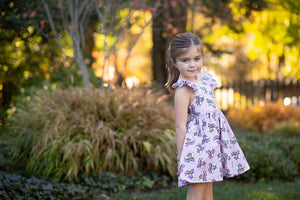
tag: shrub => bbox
[268,120,300,136]
[3,87,176,180]
[226,100,300,133]
[0,170,170,199]
[233,131,300,181]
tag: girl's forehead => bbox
[178,46,202,57]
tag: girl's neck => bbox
[179,74,201,83]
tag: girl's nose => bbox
[189,61,195,67]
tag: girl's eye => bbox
[181,59,188,62]
[195,57,201,61]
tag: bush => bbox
[227,100,300,134]
[234,131,300,181]
[0,170,170,199]
[268,120,300,136]
[3,87,176,180]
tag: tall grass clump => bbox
[4,87,176,180]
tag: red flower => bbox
[30,11,36,18]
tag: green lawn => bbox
[109,180,300,200]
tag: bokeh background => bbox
[1,0,300,199]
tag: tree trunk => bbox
[74,45,91,89]
[152,0,188,87]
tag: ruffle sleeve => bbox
[199,71,218,90]
[172,79,198,91]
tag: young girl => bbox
[165,32,250,200]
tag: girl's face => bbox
[175,46,203,81]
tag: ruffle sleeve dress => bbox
[172,71,250,187]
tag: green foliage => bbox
[196,0,300,80]
[135,175,155,189]
[0,137,7,171]
[1,169,300,200]
[0,0,47,124]
[112,180,300,200]
[75,171,169,194]
[4,87,176,180]
[0,171,88,199]
[233,131,300,181]
[268,120,300,136]
[0,170,170,199]
[0,0,37,34]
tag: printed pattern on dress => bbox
[172,71,250,187]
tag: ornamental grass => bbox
[4,87,176,180]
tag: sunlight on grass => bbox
[248,191,277,200]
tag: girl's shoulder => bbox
[174,85,194,100]
[172,78,198,91]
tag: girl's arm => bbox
[174,86,194,159]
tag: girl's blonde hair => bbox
[165,32,203,91]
